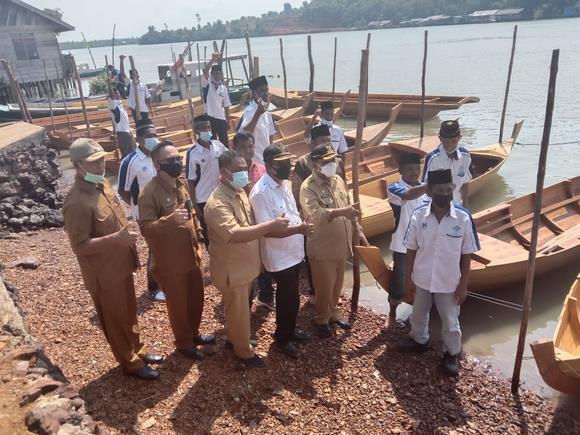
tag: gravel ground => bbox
[1,229,579,434]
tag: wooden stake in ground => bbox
[71,56,91,138]
[350,48,370,312]
[363,32,371,127]
[499,25,518,144]
[128,56,141,122]
[420,30,428,138]
[81,32,97,70]
[1,59,28,122]
[104,55,118,149]
[279,38,288,108]
[245,32,254,79]
[111,24,116,68]
[187,37,193,61]
[196,43,203,95]
[308,35,314,92]
[511,48,560,395]
[42,59,56,132]
[253,56,260,78]
[4,60,32,122]
[331,37,337,102]
[179,54,197,137]
[53,60,73,140]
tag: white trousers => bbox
[409,286,462,356]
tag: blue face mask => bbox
[199,131,212,142]
[320,118,333,126]
[144,137,160,152]
[231,170,249,190]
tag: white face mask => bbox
[320,161,338,178]
[320,118,333,126]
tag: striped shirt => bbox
[117,148,156,218]
[422,145,473,204]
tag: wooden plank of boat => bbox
[270,92,314,121]
[344,103,401,149]
[531,273,580,395]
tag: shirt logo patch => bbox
[457,167,465,177]
[142,166,148,172]
[201,158,206,163]
[422,222,428,229]
[453,225,461,232]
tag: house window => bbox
[12,34,39,60]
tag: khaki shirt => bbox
[138,176,203,278]
[63,177,138,289]
[204,182,261,288]
[300,172,353,260]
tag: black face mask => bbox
[159,160,182,178]
[274,164,291,180]
[432,193,453,208]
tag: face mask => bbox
[144,137,160,152]
[274,164,291,180]
[432,193,453,208]
[231,170,249,190]
[159,160,182,178]
[198,131,212,142]
[320,161,338,178]
[320,118,333,126]
[80,166,105,184]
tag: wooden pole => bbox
[241,58,250,82]
[105,55,118,149]
[499,25,518,144]
[245,32,254,79]
[111,24,116,68]
[179,54,197,136]
[253,56,260,78]
[511,49,559,394]
[81,32,97,70]
[196,43,203,96]
[187,37,193,61]
[363,32,371,126]
[420,30,428,139]
[307,35,314,92]
[350,48,370,312]
[366,32,371,50]
[71,56,91,138]
[7,61,32,122]
[42,59,55,132]
[0,59,28,122]
[53,60,73,139]
[331,37,337,102]
[128,56,141,122]
[279,38,288,109]
[226,41,234,85]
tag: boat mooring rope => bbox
[466,291,523,311]
[516,141,579,147]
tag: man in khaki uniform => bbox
[300,144,366,337]
[138,141,215,360]
[204,150,290,367]
[63,138,161,380]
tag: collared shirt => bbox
[238,101,277,164]
[201,76,231,120]
[185,140,227,204]
[249,173,304,272]
[422,145,473,204]
[403,201,480,293]
[314,121,348,153]
[204,182,261,288]
[292,155,313,205]
[108,99,131,133]
[300,172,352,260]
[63,178,138,290]
[387,179,429,254]
[138,176,204,278]
[118,148,156,218]
[126,81,150,112]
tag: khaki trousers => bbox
[87,274,146,372]
[155,268,205,350]
[309,258,346,325]
[219,284,254,359]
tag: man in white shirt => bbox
[186,114,228,246]
[118,120,165,302]
[202,53,231,146]
[399,169,480,376]
[306,101,348,156]
[422,120,473,207]
[108,88,135,158]
[119,55,152,121]
[238,76,276,164]
[249,146,313,359]
[386,153,428,327]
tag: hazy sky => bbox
[26,0,306,41]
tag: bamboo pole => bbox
[499,25,518,144]
[331,37,337,102]
[71,56,91,138]
[111,24,116,68]
[196,43,203,96]
[279,38,288,109]
[420,30,428,139]
[179,54,197,137]
[241,58,250,82]
[53,60,73,139]
[350,48,370,312]
[42,59,55,132]
[81,32,97,70]
[128,56,141,122]
[245,32,254,79]
[511,49,559,395]
[307,35,314,92]
[0,59,28,122]
[253,56,260,78]
[105,55,118,149]
[7,61,32,122]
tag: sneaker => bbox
[256,298,275,311]
[239,354,265,368]
[279,341,300,359]
[442,352,460,376]
[398,337,430,353]
[149,289,166,302]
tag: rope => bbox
[515,141,580,147]
[466,291,523,311]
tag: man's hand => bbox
[313,107,321,120]
[404,281,416,304]
[169,208,190,226]
[268,216,290,232]
[119,54,126,60]
[343,203,360,220]
[299,220,315,236]
[454,284,467,305]
[256,100,266,116]
[114,224,139,247]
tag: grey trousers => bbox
[409,286,462,356]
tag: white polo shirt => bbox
[387,179,429,254]
[403,201,480,293]
[126,81,151,112]
[422,145,473,204]
[185,140,228,204]
[249,173,304,272]
[315,121,348,153]
[201,76,231,121]
[118,148,156,218]
[239,101,276,164]
[108,99,131,133]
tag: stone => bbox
[29,214,45,227]
[25,404,71,434]
[71,398,84,410]
[7,217,23,228]
[14,360,30,376]
[20,378,63,405]
[141,417,157,429]
[9,257,40,270]
[44,210,64,227]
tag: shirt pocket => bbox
[94,206,117,236]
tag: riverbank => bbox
[1,227,579,434]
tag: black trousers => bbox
[271,263,301,344]
[196,202,209,248]
[209,116,228,146]
[130,109,150,122]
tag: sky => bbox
[26,0,307,41]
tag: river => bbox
[65,18,580,405]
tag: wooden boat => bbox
[531,274,580,395]
[344,104,401,149]
[469,176,580,291]
[268,87,480,120]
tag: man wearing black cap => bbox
[422,120,473,207]
[399,169,480,376]
[306,101,348,155]
[238,75,276,165]
[202,52,231,146]
[386,153,428,327]
[249,145,314,359]
[186,114,228,245]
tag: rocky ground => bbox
[1,229,579,434]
